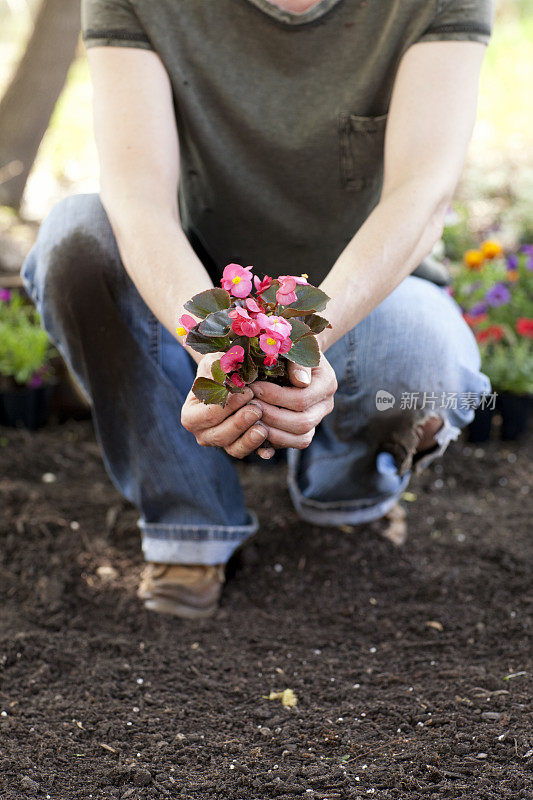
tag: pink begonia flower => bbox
[230,373,245,387]
[245,297,262,314]
[276,276,297,305]
[255,313,292,341]
[263,354,277,366]
[276,274,308,305]
[220,344,245,373]
[253,275,272,294]
[221,263,253,298]
[176,314,197,337]
[259,334,282,356]
[229,307,261,337]
[277,336,292,355]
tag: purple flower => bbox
[486,283,511,307]
[28,372,44,389]
[506,254,518,270]
[520,244,533,255]
[0,288,11,302]
[470,301,488,317]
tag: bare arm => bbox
[317,40,487,351]
[88,47,211,362]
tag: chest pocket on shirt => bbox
[338,113,388,192]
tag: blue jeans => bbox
[21,194,490,564]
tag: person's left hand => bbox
[250,353,338,459]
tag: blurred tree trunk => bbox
[0,0,81,209]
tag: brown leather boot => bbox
[137,563,225,619]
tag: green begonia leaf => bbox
[184,288,231,319]
[192,377,230,406]
[285,334,320,368]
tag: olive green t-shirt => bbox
[81,0,493,285]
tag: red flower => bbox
[476,325,504,344]
[516,317,533,338]
[230,373,245,387]
[253,275,273,295]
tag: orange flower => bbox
[476,325,504,344]
[463,312,488,328]
[507,269,519,282]
[464,249,484,269]
[481,240,503,259]
[516,318,533,339]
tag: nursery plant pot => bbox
[467,404,495,443]
[0,384,54,430]
[498,392,531,441]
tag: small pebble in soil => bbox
[20,776,40,792]
[136,678,143,684]
[476,752,488,759]
[70,520,80,530]
[41,472,57,483]
[132,768,152,786]
[274,563,283,573]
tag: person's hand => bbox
[181,354,268,458]
[250,353,338,459]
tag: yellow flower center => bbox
[232,276,241,284]
[176,326,187,336]
[301,273,308,279]
[266,337,276,346]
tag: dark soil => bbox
[0,420,532,800]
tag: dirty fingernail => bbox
[259,448,275,460]
[251,424,267,441]
[246,405,262,421]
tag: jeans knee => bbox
[22,194,120,322]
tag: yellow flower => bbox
[464,249,484,270]
[481,240,503,259]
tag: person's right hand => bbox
[181,354,269,458]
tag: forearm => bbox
[103,195,212,364]
[317,177,449,353]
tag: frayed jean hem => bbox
[138,511,259,565]
[287,450,411,526]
